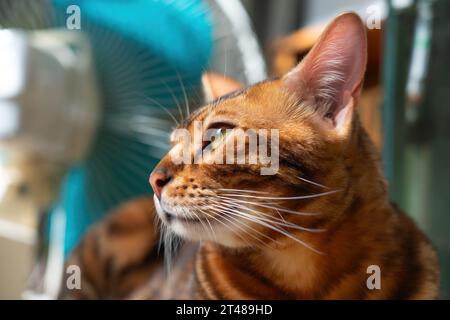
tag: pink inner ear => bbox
[283,13,367,127]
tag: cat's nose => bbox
[149,168,172,199]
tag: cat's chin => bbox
[169,219,248,248]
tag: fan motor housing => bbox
[0,29,100,166]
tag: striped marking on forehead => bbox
[177,78,276,129]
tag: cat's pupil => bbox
[216,128,225,136]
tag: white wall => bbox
[302,0,385,27]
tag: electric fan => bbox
[0,0,266,298]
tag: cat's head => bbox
[150,13,370,250]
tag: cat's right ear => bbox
[202,72,243,101]
[282,12,367,135]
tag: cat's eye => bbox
[203,122,235,150]
[210,127,228,150]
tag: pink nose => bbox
[149,169,171,198]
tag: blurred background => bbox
[0,0,448,299]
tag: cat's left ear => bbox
[283,12,367,134]
[202,72,244,101]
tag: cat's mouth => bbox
[153,194,209,225]
[164,211,208,224]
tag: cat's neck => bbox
[197,197,393,299]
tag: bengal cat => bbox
[62,13,440,299]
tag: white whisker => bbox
[205,203,272,246]
[298,176,330,189]
[175,70,191,117]
[215,198,324,233]
[219,189,340,200]
[216,195,319,216]
[217,188,271,194]
[207,199,323,254]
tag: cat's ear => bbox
[202,72,243,101]
[283,12,367,133]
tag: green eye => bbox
[211,127,228,150]
[203,122,235,151]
